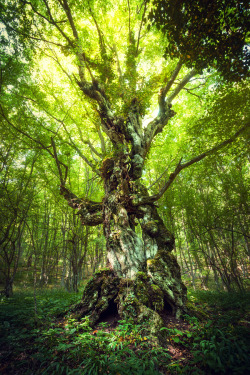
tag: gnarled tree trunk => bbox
[58,60,245,335]
[60,96,187,332]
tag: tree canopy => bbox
[148,0,250,81]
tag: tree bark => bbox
[61,141,187,326]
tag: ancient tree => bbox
[1,0,248,327]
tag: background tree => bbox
[0,145,37,296]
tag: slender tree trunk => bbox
[182,213,196,289]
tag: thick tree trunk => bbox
[103,198,186,319]
[65,153,187,338]
[59,80,188,335]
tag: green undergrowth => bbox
[0,288,249,374]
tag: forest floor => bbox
[0,286,249,375]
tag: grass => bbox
[0,287,249,374]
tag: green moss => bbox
[146,250,187,317]
[136,271,149,281]
[137,305,166,345]
[151,284,158,291]
[83,279,98,295]
[134,272,164,312]
[95,268,111,275]
[146,259,156,267]
[121,292,141,318]
[142,221,158,236]
[118,278,133,293]
[186,300,209,320]
[95,298,107,310]
[135,285,149,305]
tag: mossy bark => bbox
[72,264,186,342]
[61,105,187,332]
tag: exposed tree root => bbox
[69,251,187,342]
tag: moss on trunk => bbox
[71,247,187,342]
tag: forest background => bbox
[0,0,249,373]
[0,0,249,296]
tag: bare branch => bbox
[59,124,99,172]
[158,60,182,111]
[113,44,123,84]
[41,0,74,47]
[137,0,147,14]
[60,185,103,226]
[136,1,147,55]
[167,69,197,103]
[88,6,105,52]
[45,52,74,82]
[0,105,54,157]
[97,126,106,154]
[143,107,175,156]
[34,98,101,172]
[70,141,100,173]
[148,157,177,190]
[79,105,106,155]
[51,137,68,186]
[151,157,183,201]
[200,225,250,238]
[179,80,207,100]
[56,0,86,80]
[84,140,103,158]
[143,61,185,153]
[127,0,131,36]
[59,0,79,39]
[183,88,201,99]
[22,0,65,26]
[23,0,86,81]
[0,105,71,187]
[1,105,77,186]
[179,124,249,170]
[0,19,64,47]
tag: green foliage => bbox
[188,290,250,325]
[1,288,249,374]
[148,0,249,81]
[185,290,250,374]
[191,324,249,374]
[188,80,249,149]
[0,289,170,374]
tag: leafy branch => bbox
[134,123,249,205]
